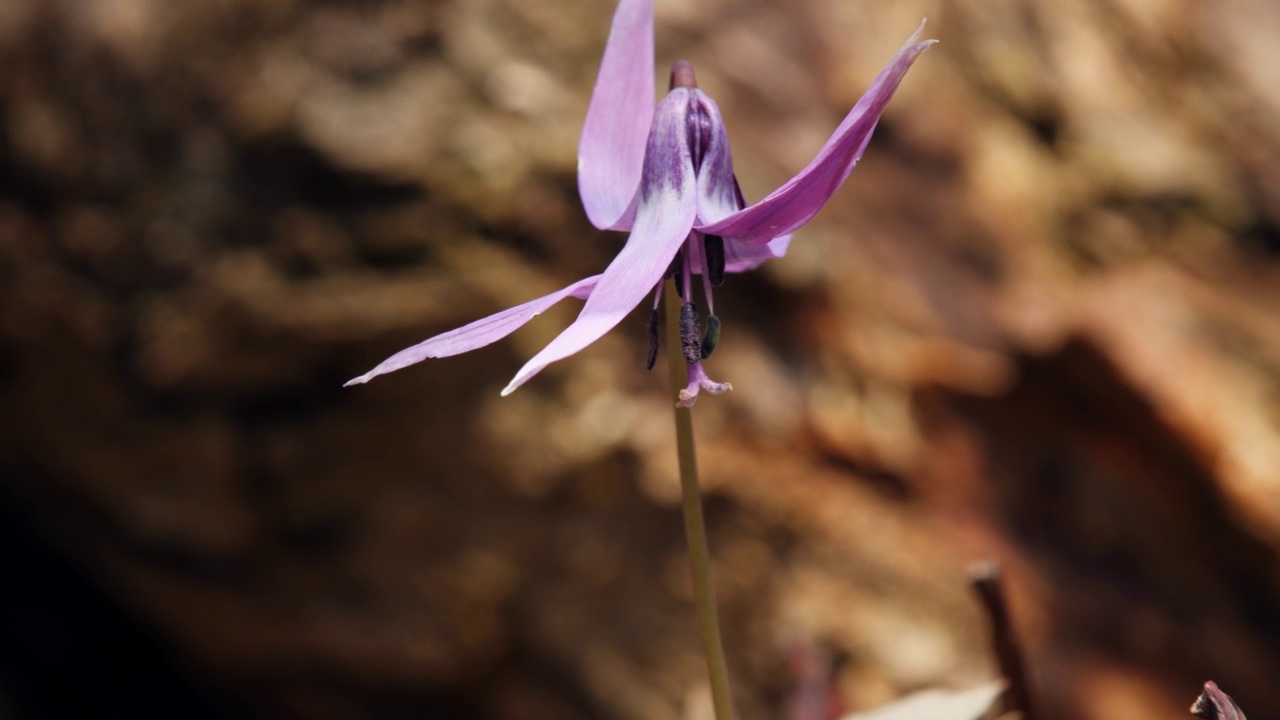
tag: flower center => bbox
[646,231,725,367]
[638,62,735,406]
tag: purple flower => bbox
[346,0,935,406]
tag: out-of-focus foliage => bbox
[840,683,1003,720]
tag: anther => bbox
[670,60,698,90]
[704,234,725,287]
[679,302,701,363]
[700,315,721,359]
[646,308,660,370]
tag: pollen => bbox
[679,301,702,363]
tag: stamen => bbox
[679,301,701,363]
[680,242,694,302]
[670,60,698,90]
[646,308,660,370]
[666,248,684,298]
[686,232,716,315]
[700,314,721,359]
[704,234,725,287]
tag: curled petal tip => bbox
[501,365,542,396]
[909,18,939,49]
[696,18,935,244]
[343,274,601,391]
[911,17,927,40]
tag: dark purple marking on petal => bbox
[640,89,696,200]
[679,301,701,363]
[687,98,714,174]
[688,91,740,226]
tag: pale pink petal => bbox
[725,234,791,273]
[504,91,699,395]
[697,21,935,244]
[578,0,655,231]
[344,275,600,386]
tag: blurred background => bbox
[2,0,1279,718]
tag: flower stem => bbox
[663,281,736,720]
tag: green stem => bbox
[663,281,735,720]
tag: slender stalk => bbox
[969,562,1036,720]
[663,281,735,720]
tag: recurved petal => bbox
[697,20,936,244]
[504,92,699,395]
[578,0,655,231]
[344,275,600,386]
[725,234,791,273]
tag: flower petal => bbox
[504,91,699,395]
[696,21,936,244]
[344,275,600,386]
[690,90,741,226]
[578,0,655,231]
[685,94,794,272]
[725,234,791,273]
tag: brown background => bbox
[2,0,1279,718]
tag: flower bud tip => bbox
[670,60,697,89]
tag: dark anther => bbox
[700,314,721,359]
[679,302,701,363]
[704,234,725,286]
[646,309,660,370]
[666,249,684,298]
